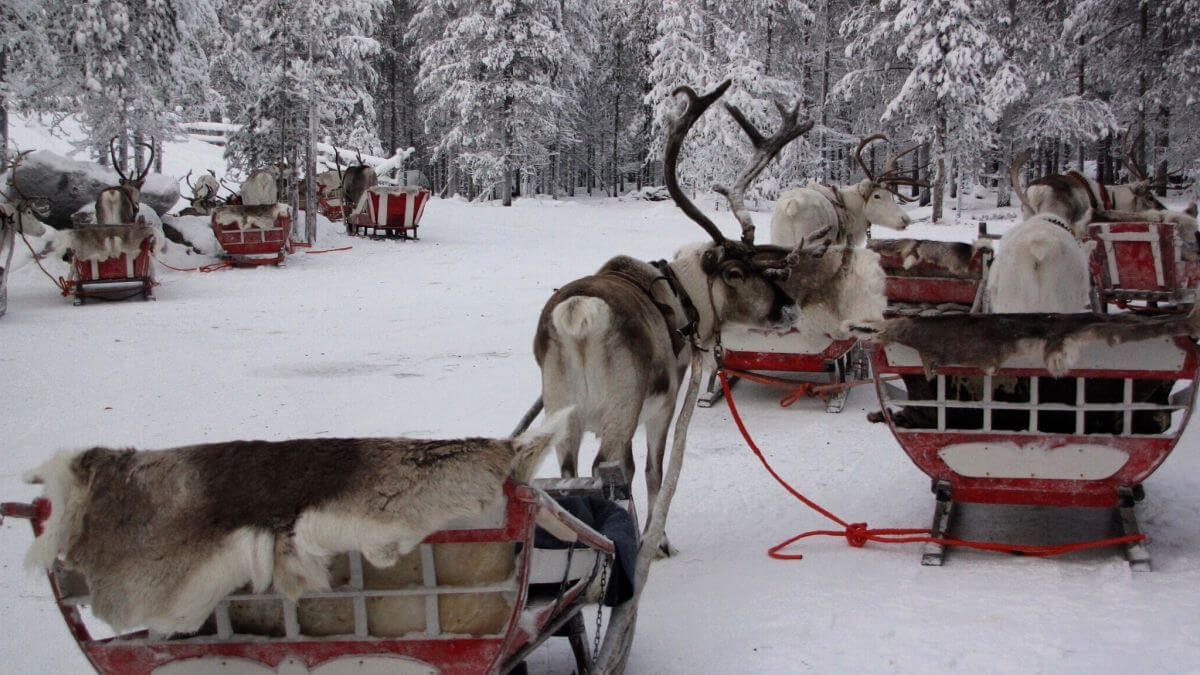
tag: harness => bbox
[1043,214,1074,233]
[649,260,700,355]
[815,183,847,235]
[1066,171,1112,210]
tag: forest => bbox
[1,0,1196,220]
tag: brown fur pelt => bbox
[22,412,568,636]
[212,203,289,230]
[867,238,986,277]
[63,225,155,262]
[850,310,1200,377]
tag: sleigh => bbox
[868,238,992,315]
[1,467,635,675]
[1088,221,1200,311]
[346,186,431,240]
[700,326,863,414]
[211,204,292,266]
[869,325,1200,570]
[68,225,156,305]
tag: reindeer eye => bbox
[873,194,880,199]
[723,268,745,283]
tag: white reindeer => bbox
[770,134,926,249]
[987,211,1097,313]
[240,167,279,206]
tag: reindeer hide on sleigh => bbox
[23,413,568,636]
[850,309,1200,377]
[60,225,156,262]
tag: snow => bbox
[4,127,1200,674]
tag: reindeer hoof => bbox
[654,540,679,560]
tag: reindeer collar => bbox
[650,259,700,354]
[1042,214,1073,232]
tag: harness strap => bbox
[817,183,846,234]
[650,259,701,355]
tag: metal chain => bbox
[591,554,611,665]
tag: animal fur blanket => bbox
[867,239,988,278]
[212,204,289,231]
[61,225,156,262]
[849,309,1200,377]
[23,411,569,635]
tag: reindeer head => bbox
[96,138,154,224]
[852,134,925,231]
[1119,127,1183,211]
[664,81,832,332]
[335,149,377,212]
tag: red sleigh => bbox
[346,186,431,240]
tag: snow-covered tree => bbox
[413,0,574,205]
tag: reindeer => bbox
[335,149,377,218]
[534,81,834,557]
[1010,132,1197,238]
[178,170,224,216]
[987,212,1097,314]
[239,166,279,206]
[771,134,927,249]
[96,138,154,225]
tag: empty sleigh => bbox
[210,204,292,267]
[346,186,431,240]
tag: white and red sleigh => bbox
[1088,221,1200,311]
[211,204,292,267]
[67,225,157,305]
[346,186,431,240]
[1,465,636,675]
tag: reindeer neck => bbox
[666,253,719,346]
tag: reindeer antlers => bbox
[664,81,734,245]
[107,137,155,183]
[714,99,815,245]
[664,80,815,246]
[854,134,927,203]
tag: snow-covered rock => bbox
[9,150,179,228]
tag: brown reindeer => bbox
[336,149,378,218]
[534,81,833,556]
[96,138,154,225]
[1010,131,1197,236]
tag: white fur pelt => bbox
[988,214,1097,313]
[23,413,568,636]
[818,248,887,337]
[58,224,156,262]
[240,169,278,206]
[212,203,289,231]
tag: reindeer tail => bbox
[551,296,611,340]
[22,451,83,572]
[1009,150,1034,216]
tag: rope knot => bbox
[845,523,870,548]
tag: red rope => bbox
[303,245,352,254]
[155,258,232,273]
[717,370,1148,560]
[17,230,73,296]
[722,367,893,408]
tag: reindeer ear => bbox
[701,249,720,274]
[1186,202,1198,218]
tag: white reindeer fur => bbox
[988,213,1097,314]
[771,180,911,249]
[240,170,279,206]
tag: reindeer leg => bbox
[643,403,676,558]
[555,410,584,479]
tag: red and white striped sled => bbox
[211,204,292,266]
[870,333,1199,569]
[314,172,345,221]
[1,472,635,674]
[1088,221,1200,310]
[68,225,156,305]
[346,186,431,240]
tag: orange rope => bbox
[718,370,1148,560]
[303,245,352,254]
[155,258,232,273]
[721,367,893,408]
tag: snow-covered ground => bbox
[4,120,1200,674]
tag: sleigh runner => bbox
[346,186,431,240]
